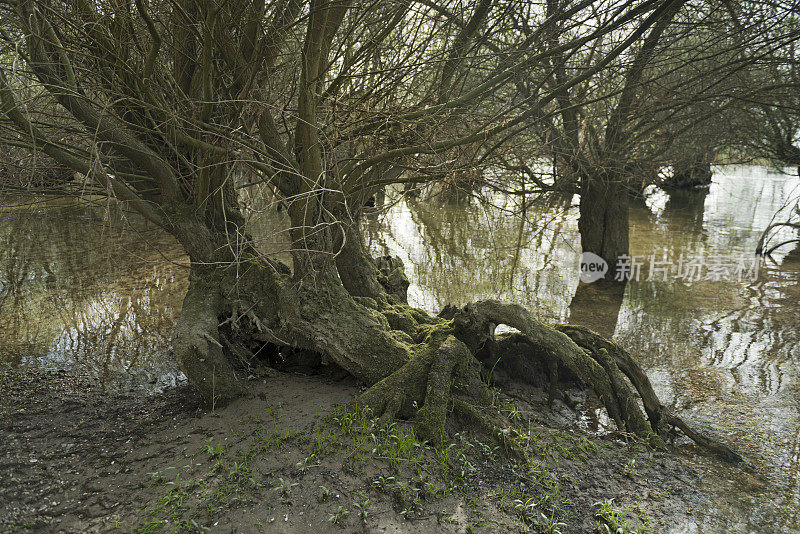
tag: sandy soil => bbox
[0,367,738,533]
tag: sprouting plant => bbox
[270,477,298,495]
[328,506,349,524]
[146,466,176,484]
[319,485,333,502]
[540,511,567,534]
[296,453,318,472]
[202,437,224,458]
[353,492,370,523]
[371,475,396,492]
[623,458,638,476]
[594,499,649,534]
[513,496,538,524]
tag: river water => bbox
[1,166,798,532]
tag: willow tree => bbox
[0,0,738,458]
[739,36,800,175]
[519,0,800,274]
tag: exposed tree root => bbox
[350,327,525,458]
[490,332,575,405]
[556,325,743,463]
[340,294,739,465]
[443,300,742,462]
[173,248,742,465]
[354,332,486,446]
[451,300,660,445]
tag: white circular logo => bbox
[579,252,608,283]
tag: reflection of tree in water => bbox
[367,191,579,319]
[565,177,800,516]
[663,188,708,233]
[621,182,798,399]
[0,199,187,384]
[568,282,626,338]
[617,277,800,518]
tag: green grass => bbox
[594,498,650,534]
[136,422,290,533]
[135,400,620,532]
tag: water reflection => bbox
[0,198,187,391]
[617,169,800,531]
[365,192,581,321]
[568,282,625,338]
[369,165,800,532]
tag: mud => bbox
[0,367,754,533]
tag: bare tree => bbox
[0,0,741,458]
[519,0,800,275]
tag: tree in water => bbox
[523,0,799,277]
[0,0,746,460]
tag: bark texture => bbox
[172,274,245,408]
[578,177,630,276]
[169,223,742,464]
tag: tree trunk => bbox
[335,223,388,303]
[578,176,630,278]
[164,207,739,461]
[336,221,410,305]
[664,158,713,189]
[166,194,414,404]
[172,270,246,409]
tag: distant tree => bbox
[521,0,800,275]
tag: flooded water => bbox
[1,166,798,531]
[0,198,188,392]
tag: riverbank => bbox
[0,367,727,533]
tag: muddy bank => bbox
[0,368,202,531]
[0,367,771,533]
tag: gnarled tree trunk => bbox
[165,201,741,462]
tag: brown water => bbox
[1,166,798,531]
[0,198,188,391]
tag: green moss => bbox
[382,305,417,334]
[379,303,452,342]
[352,296,379,310]
[354,298,391,330]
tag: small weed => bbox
[319,485,333,502]
[594,498,650,534]
[623,458,638,477]
[202,437,224,458]
[353,491,371,523]
[270,477,299,495]
[328,506,349,524]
